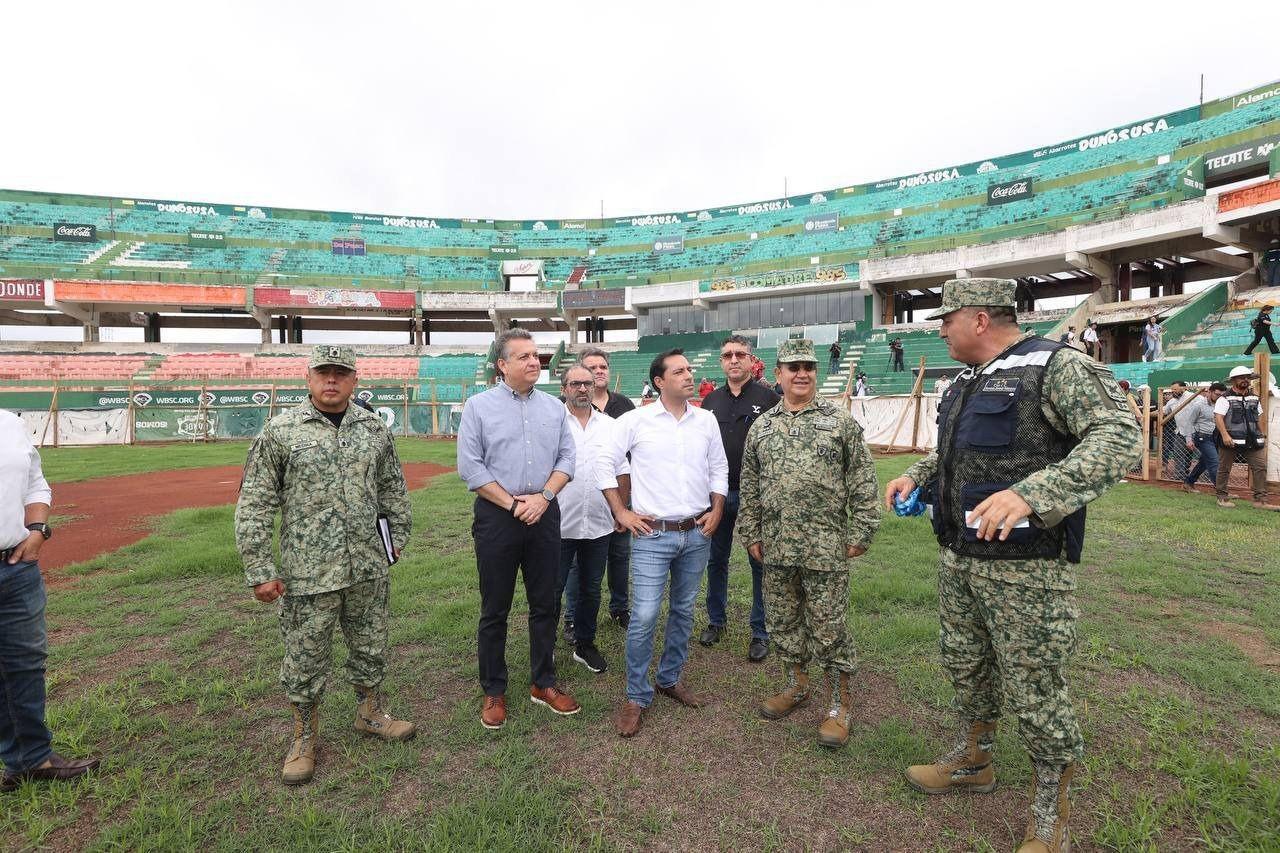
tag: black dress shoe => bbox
[747,638,769,662]
[1,753,100,792]
[698,624,725,647]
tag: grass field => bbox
[6,440,1279,851]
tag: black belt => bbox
[652,517,699,533]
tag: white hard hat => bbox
[1227,366,1256,380]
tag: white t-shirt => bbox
[1082,327,1099,344]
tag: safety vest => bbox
[929,336,1086,563]
[1221,393,1263,447]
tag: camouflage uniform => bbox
[905,280,1142,766]
[235,346,411,705]
[738,341,881,675]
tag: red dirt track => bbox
[43,462,452,573]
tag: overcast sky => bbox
[4,0,1275,221]
[3,1,1274,345]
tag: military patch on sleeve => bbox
[980,377,1021,395]
[1082,362,1130,409]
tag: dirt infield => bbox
[43,462,453,573]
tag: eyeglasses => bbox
[780,363,816,373]
[565,380,593,389]
[720,351,751,361]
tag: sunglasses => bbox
[720,351,752,361]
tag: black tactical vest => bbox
[928,335,1086,563]
[1221,393,1263,448]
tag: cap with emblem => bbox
[777,339,818,363]
[926,278,1018,321]
[309,344,357,371]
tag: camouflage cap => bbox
[926,277,1018,320]
[777,339,818,363]
[308,344,357,371]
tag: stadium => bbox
[2,53,1278,852]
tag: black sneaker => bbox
[562,621,575,646]
[572,643,607,674]
[610,610,630,630]
[698,624,725,647]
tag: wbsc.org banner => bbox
[804,213,839,232]
[652,235,684,254]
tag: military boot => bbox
[282,703,319,785]
[1017,761,1074,853]
[816,671,853,748]
[759,664,811,720]
[354,686,417,741]
[904,719,997,794]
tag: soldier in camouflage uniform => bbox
[738,339,881,748]
[885,280,1142,853]
[235,345,415,786]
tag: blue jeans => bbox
[705,490,767,641]
[625,528,711,707]
[0,560,53,774]
[1185,433,1219,486]
[556,536,610,646]
[563,530,630,623]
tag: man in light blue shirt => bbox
[457,328,579,730]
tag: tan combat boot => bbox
[1017,761,1074,853]
[816,671,853,748]
[354,686,417,742]
[281,703,318,785]
[758,664,811,720]
[904,719,997,794]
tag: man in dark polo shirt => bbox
[699,334,780,661]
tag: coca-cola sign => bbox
[987,179,1034,205]
[54,223,97,242]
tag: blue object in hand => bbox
[894,487,927,517]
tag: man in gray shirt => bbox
[1182,383,1225,493]
[457,328,580,730]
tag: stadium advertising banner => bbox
[987,178,1034,205]
[804,213,839,232]
[488,245,520,256]
[561,289,627,310]
[188,230,226,247]
[653,235,684,254]
[54,223,96,242]
[1180,158,1206,197]
[1203,134,1280,181]
[0,279,45,301]
[707,265,849,292]
[252,287,416,312]
[331,238,366,256]
[1217,178,1280,214]
[122,198,243,218]
[53,281,246,307]
[1202,79,1280,117]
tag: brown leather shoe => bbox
[1252,501,1280,511]
[530,684,581,716]
[615,700,645,737]
[481,695,507,730]
[656,680,704,708]
[1,753,100,793]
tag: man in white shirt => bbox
[598,349,728,738]
[1,410,99,792]
[1213,366,1278,510]
[556,366,629,674]
[932,374,952,395]
[1081,321,1099,360]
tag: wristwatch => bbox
[26,523,52,540]
[541,488,556,502]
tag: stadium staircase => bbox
[256,249,287,285]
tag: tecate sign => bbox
[0,279,45,300]
[54,223,96,242]
[987,178,1034,205]
[1203,134,1280,180]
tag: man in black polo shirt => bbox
[699,334,780,660]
